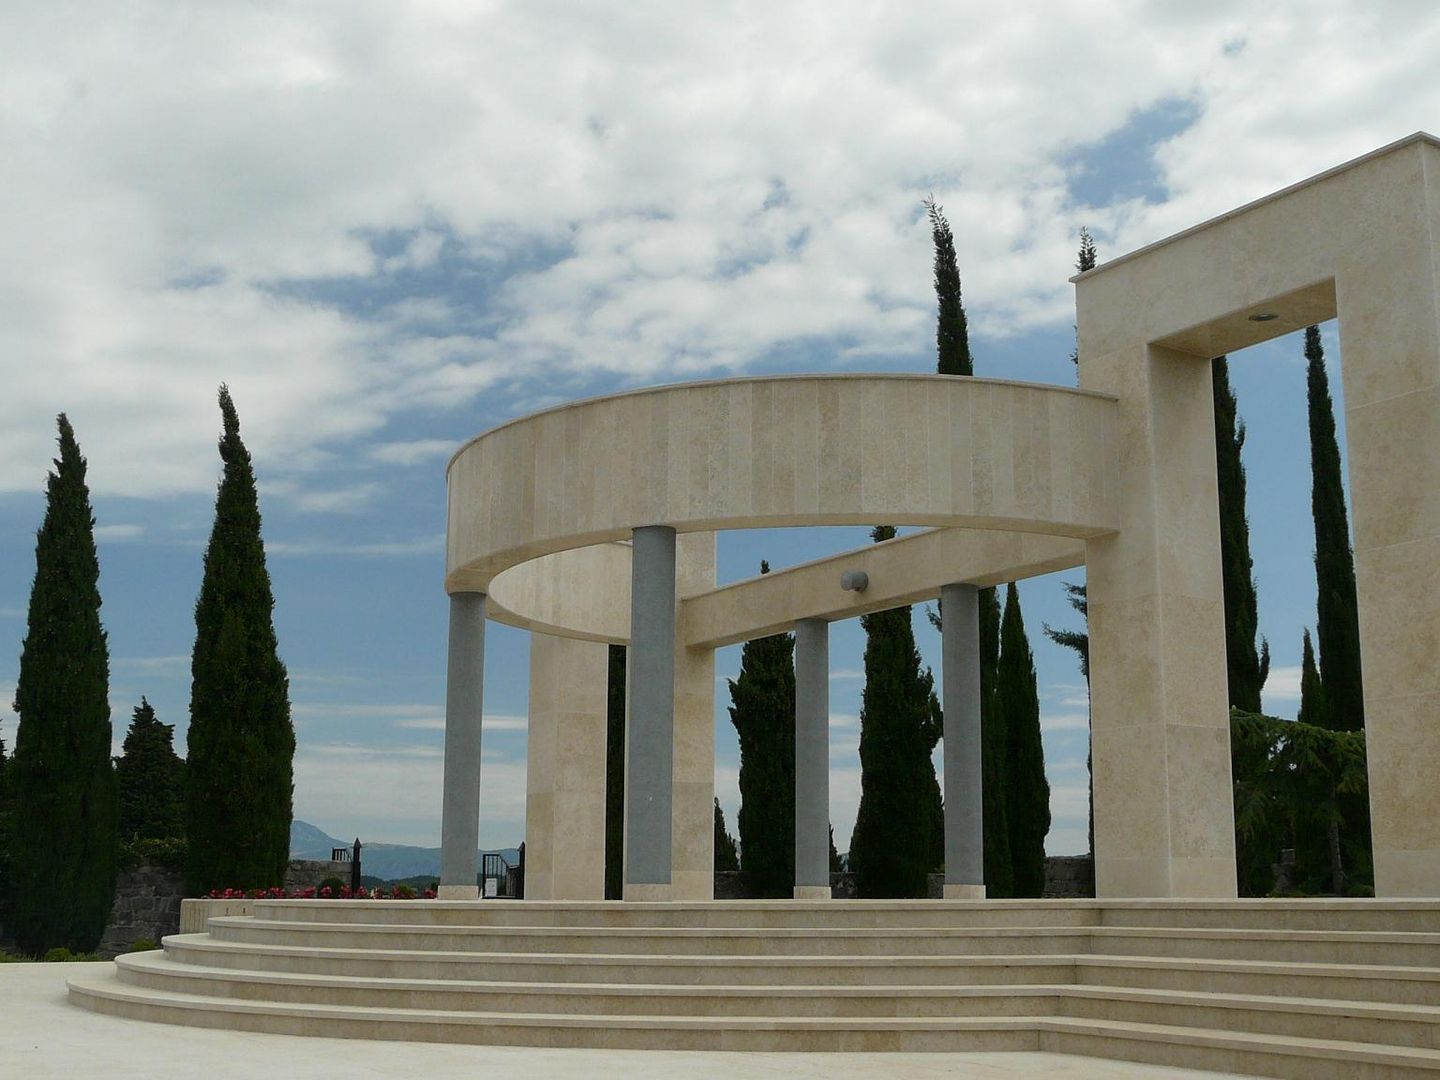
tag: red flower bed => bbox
[206,885,435,900]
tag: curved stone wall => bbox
[446,373,1119,594]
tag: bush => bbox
[41,946,101,962]
[126,938,158,953]
[118,835,188,871]
[318,876,347,896]
[391,883,416,899]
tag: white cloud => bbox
[293,740,526,848]
[5,1,1434,504]
[1264,665,1304,703]
[95,523,145,541]
[266,534,443,557]
[112,655,189,676]
[368,439,458,466]
[1041,712,1091,733]
[270,482,382,515]
[395,713,528,733]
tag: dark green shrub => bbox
[118,836,188,871]
[126,938,158,953]
[318,876,346,895]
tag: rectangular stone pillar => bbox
[525,633,608,900]
[669,531,717,901]
[439,592,486,900]
[794,618,830,900]
[1083,344,1237,898]
[1336,196,1440,895]
[624,525,677,900]
[941,583,985,899]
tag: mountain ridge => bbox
[290,819,519,881]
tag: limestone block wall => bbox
[98,861,186,958]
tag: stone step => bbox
[204,916,1440,965]
[205,917,1099,955]
[67,969,1440,1077]
[243,897,1440,934]
[162,934,1083,984]
[247,898,1100,929]
[113,950,1440,1048]
[158,934,1440,1004]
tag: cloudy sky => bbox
[2,1,1436,858]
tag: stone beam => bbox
[679,527,1083,649]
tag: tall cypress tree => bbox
[117,698,185,841]
[186,387,293,894]
[1042,581,1091,869]
[851,527,944,898]
[0,734,11,927]
[726,561,797,898]
[1297,629,1328,730]
[1069,226,1098,369]
[10,415,118,954]
[925,197,973,377]
[1212,356,1269,712]
[926,198,1010,891]
[997,583,1050,896]
[713,798,739,872]
[1305,326,1364,731]
[604,644,626,899]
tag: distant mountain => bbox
[290,819,519,882]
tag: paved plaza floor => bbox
[5,962,1253,1079]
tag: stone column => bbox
[940,583,985,899]
[669,531,718,900]
[525,633,609,900]
[624,525,677,900]
[794,618,831,900]
[1083,344,1237,898]
[439,592,487,900]
[1335,178,1440,895]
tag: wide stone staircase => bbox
[67,898,1440,1077]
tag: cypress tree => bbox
[1305,326,1364,731]
[10,415,118,954]
[925,197,973,377]
[0,735,13,927]
[850,527,944,898]
[186,387,293,894]
[997,583,1050,896]
[1069,227,1098,368]
[1297,629,1328,730]
[116,698,185,841]
[713,798,739,872]
[726,562,796,898]
[1304,325,1370,888]
[1212,356,1269,712]
[1042,581,1091,866]
[926,199,1010,892]
[604,644,625,899]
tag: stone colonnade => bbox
[437,560,986,901]
[437,132,1440,902]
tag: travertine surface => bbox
[21,964,1247,1080]
[1076,131,1440,898]
[526,633,609,901]
[446,375,1119,593]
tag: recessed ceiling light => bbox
[1248,312,1279,322]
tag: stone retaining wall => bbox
[98,862,186,958]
